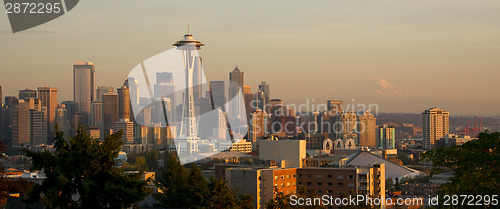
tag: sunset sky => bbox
[1,0,499,115]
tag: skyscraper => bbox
[249,109,269,151]
[19,89,37,100]
[55,104,69,138]
[38,86,58,142]
[0,86,3,106]
[95,86,114,101]
[153,73,175,120]
[73,61,95,126]
[91,100,102,128]
[423,107,449,150]
[377,125,395,149]
[12,99,35,146]
[229,66,244,88]
[102,93,118,134]
[4,96,19,108]
[114,118,134,144]
[62,101,77,135]
[327,100,343,113]
[209,81,226,108]
[117,86,131,121]
[30,107,47,146]
[358,110,376,147]
[258,82,270,112]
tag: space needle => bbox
[173,29,204,155]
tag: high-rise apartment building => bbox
[38,86,58,142]
[358,110,376,147]
[377,125,395,149]
[73,62,95,125]
[114,118,134,144]
[333,112,358,140]
[249,109,269,151]
[423,107,449,150]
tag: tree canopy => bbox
[24,126,151,209]
[421,132,500,207]
[153,151,253,209]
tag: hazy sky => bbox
[1,0,499,115]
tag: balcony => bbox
[359,178,368,183]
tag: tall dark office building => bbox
[19,89,37,100]
[5,96,19,108]
[209,81,226,108]
[327,100,343,113]
[102,93,118,133]
[62,101,77,135]
[0,86,3,106]
[73,61,95,126]
[117,86,131,121]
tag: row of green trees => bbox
[153,151,253,208]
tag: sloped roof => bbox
[345,151,423,179]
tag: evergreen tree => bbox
[206,176,239,209]
[24,126,151,209]
[187,163,208,208]
[421,131,500,208]
[153,151,190,208]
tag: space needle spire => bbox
[174,31,204,153]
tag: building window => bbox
[307,174,312,178]
[287,175,290,179]
[327,190,333,194]
[293,174,296,178]
[337,175,344,179]
[328,182,333,186]
[327,174,333,179]
[298,174,302,178]
[348,175,354,179]
[316,175,323,179]
[275,176,278,180]
[317,190,323,194]
[281,183,284,188]
[281,175,284,180]
[338,182,344,187]
[287,182,290,187]
[348,183,355,188]
[307,182,312,186]
[298,182,302,185]
[317,182,322,186]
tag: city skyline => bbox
[1,0,500,115]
